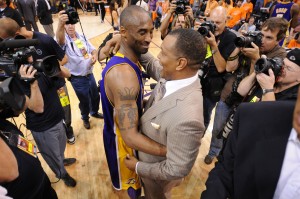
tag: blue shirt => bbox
[62,32,96,76]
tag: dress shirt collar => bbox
[289,128,300,145]
[164,73,198,98]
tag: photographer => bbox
[199,6,236,131]
[237,49,300,102]
[204,17,289,164]
[0,17,77,187]
[56,10,103,130]
[0,67,58,198]
[160,0,193,39]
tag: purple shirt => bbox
[148,0,158,11]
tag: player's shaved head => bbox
[120,5,151,28]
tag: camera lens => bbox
[198,26,209,37]
[175,5,185,14]
[234,37,246,48]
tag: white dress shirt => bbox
[163,73,199,98]
[273,128,300,199]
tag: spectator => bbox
[204,0,218,16]
[288,32,300,48]
[241,0,253,20]
[238,15,256,33]
[17,0,39,31]
[226,0,246,30]
[136,0,149,11]
[37,0,55,37]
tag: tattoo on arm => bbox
[118,87,137,101]
[116,87,139,130]
[117,104,138,130]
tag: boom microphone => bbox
[0,39,40,51]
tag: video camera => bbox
[254,57,283,78]
[61,0,79,24]
[197,21,216,37]
[0,38,62,79]
[175,0,189,15]
[234,31,263,48]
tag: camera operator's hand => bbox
[256,69,275,90]
[184,6,194,20]
[19,65,37,80]
[58,10,69,25]
[205,31,218,50]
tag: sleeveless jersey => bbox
[271,2,293,46]
[100,52,143,194]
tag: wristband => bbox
[227,52,241,61]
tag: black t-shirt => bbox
[201,28,237,101]
[204,28,237,77]
[0,120,57,199]
[0,7,25,27]
[22,32,65,132]
[246,84,299,102]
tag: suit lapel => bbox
[142,79,200,123]
[254,134,289,199]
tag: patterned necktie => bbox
[152,80,166,105]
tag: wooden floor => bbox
[12,14,217,199]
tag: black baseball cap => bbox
[286,48,300,67]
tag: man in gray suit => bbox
[125,28,207,199]
[17,0,39,31]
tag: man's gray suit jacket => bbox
[137,52,205,198]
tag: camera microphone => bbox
[0,39,40,51]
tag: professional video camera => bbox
[0,77,26,112]
[61,0,79,24]
[0,39,62,78]
[175,0,189,15]
[254,57,283,78]
[197,21,216,37]
[234,31,263,48]
[252,7,269,30]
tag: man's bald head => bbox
[0,18,20,39]
[209,6,227,36]
[120,5,151,28]
[210,6,227,21]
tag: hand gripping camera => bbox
[61,0,79,24]
[0,38,62,78]
[197,21,216,37]
[234,31,263,48]
[254,57,283,78]
[175,0,190,15]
